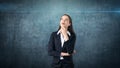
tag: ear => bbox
[68,22,71,27]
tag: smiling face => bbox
[60,15,71,29]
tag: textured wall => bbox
[0,0,120,68]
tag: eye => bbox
[60,17,63,20]
[65,19,68,22]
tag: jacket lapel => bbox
[56,33,62,50]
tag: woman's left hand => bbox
[61,52,70,56]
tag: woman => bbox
[48,14,76,68]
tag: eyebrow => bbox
[65,18,69,20]
[60,17,69,20]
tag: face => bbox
[60,15,71,28]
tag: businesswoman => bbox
[48,14,76,68]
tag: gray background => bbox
[0,0,120,68]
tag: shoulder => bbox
[50,31,58,36]
[70,32,76,37]
[70,33,76,40]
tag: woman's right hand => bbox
[60,27,69,41]
[61,50,76,56]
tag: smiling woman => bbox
[48,14,76,68]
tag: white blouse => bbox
[57,30,71,60]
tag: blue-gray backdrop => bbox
[0,0,120,68]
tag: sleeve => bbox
[63,34,76,55]
[48,32,61,57]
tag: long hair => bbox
[58,14,75,35]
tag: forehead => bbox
[61,15,69,19]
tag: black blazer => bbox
[48,31,76,64]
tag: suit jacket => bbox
[48,31,76,64]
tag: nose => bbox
[62,20,65,23]
[62,22,65,24]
